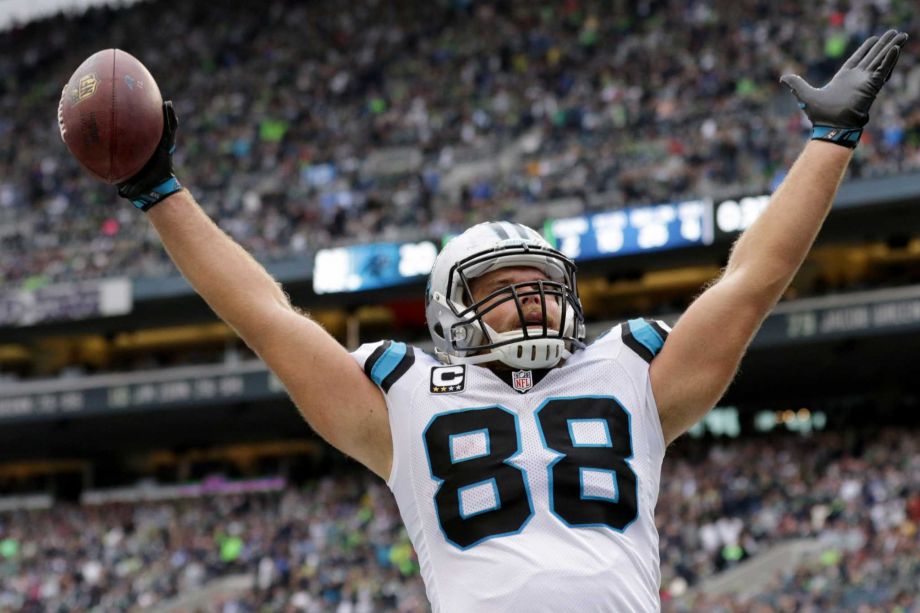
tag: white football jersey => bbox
[351,318,671,613]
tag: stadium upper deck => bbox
[0,0,918,287]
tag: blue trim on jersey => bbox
[579,467,619,502]
[370,342,407,386]
[567,418,613,448]
[449,428,491,464]
[422,405,535,551]
[628,318,664,356]
[535,394,639,534]
[457,478,501,519]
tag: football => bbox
[58,48,163,184]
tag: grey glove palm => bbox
[781,30,908,148]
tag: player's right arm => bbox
[82,104,393,479]
[145,191,393,479]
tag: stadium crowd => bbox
[0,427,916,611]
[2,0,920,288]
[659,428,920,612]
[0,475,428,612]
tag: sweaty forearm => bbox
[146,190,292,342]
[723,140,852,297]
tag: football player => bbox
[74,30,907,612]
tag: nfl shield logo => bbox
[512,370,533,393]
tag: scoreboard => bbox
[311,194,773,295]
[544,198,715,260]
[313,240,439,294]
[0,194,773,308]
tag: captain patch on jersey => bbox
[430,365,465,393]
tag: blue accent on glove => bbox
[130,177,182,211]
[811,125,863,149]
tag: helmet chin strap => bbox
[446,342,572,369]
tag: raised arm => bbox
[72,104,393,479]
[146,191,393,478]
[649,30,909,445]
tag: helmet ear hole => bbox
[433,322,445,339]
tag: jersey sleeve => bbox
[590,317,671,363]
[618,318,671,364]
[350,340,417,392]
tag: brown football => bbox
[58,49,163,184]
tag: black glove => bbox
[780,29,908,148]
[117,100,183,211]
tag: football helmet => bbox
[426,222,586,369]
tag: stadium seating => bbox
[1,0,919,287]
[0,428,916,611]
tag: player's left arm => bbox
[649,30,908,445]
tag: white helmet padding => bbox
[426,222,586,369]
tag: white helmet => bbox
[426,221,586,369]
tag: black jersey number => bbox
[423,396,638,550]
[535,396,638,530]
[423,406,533,549]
